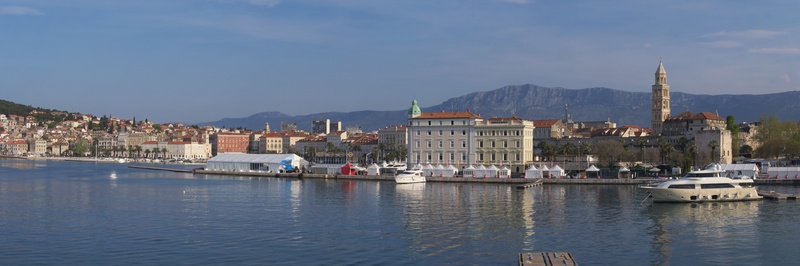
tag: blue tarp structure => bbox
[280,157,294,171]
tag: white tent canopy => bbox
[525,165,542,179]
[486,165,499,178]
[585,164,600,178]
[549,165,565,178]
[499,166,511,178]
[206,153,308,173]
[464,165,476,178]
[367,163,381,176]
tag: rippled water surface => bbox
[3,159,800,265]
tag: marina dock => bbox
[516,178,544,189]
[758,191,799,200]
[128,165,194,173]
[519,252,577,266]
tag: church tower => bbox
[408,99,421,119]
[651,60,671,136]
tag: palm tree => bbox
[135,145,142,158]
[708,140,719,163]
[151,148,160,158]
[636,137,647,163]
[658,138,674,164]
[111,146,118,157]
[144,149,151,159]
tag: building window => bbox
[451,120,454,125]
[503,141,507,148]
[415,141,420,148]
[503,153,508,161]
[462,141,466,148]
[428,121,431,126]
[438,141,442,148]
[491,153,496,161]
[438,153,443,160]
[515,153,520,161]
[439,130,443,135]
[450,141,454,148]
[427,141,431,148]
[416,130,420,135]
[516,141,520,148]
[427,130,431,135]
[461,153,466,161]
[427,153,431,161]
[462,130,466,135]
[479,153,484,161]
[450,130,454,135]
[479,141,483,148]
[491,141,495,148]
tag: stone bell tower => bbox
[651,60,671,136]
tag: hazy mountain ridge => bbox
[199,84,800,132]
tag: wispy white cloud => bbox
[703,30,785,39]
[0,6,43,15]
[781,73,791,83]
[749,47,800,55]
[702,41,742,48]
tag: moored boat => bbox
[395,169,426,184]
[639,164,761,203]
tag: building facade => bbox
[474,117,534,173]
[406,100,481,166]
[210,133,250,155]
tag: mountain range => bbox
[199,84,800,132]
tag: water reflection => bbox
[646,201,760,265]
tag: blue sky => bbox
[2,0,799,124]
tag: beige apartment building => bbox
[474,117,535,173]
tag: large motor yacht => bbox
[640,164,761,203]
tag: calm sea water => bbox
[2,159,800,265]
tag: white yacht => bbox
[395,169,426,184]
[640,164,761,203]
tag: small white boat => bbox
[640,164,761,203]
[395,169,426,184]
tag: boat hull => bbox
[643,187,761,203]
[395,176,426,184]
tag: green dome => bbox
[408,100,421,118]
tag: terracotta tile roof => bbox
[695,111,724,121]
[263,132,282,138]
[414,109,481,119]
[487,116,524,121]
[532,119,560,127]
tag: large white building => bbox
[142,141,212,160]
[406,100,482,166]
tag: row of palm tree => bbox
[93,145,167,159]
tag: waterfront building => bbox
[205,153,309,172]
[210,133,250,156]
[282,131,311,154]
[142,141,212,160]
[5,139,29,155]
[258,132,283,154]
[532,119,566,140]
[378,125,408,157]
[406,100,481,166]
[661,111,727,137]
[29,139,47,156]
[475,117,534,173]
[651,60,671,136]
